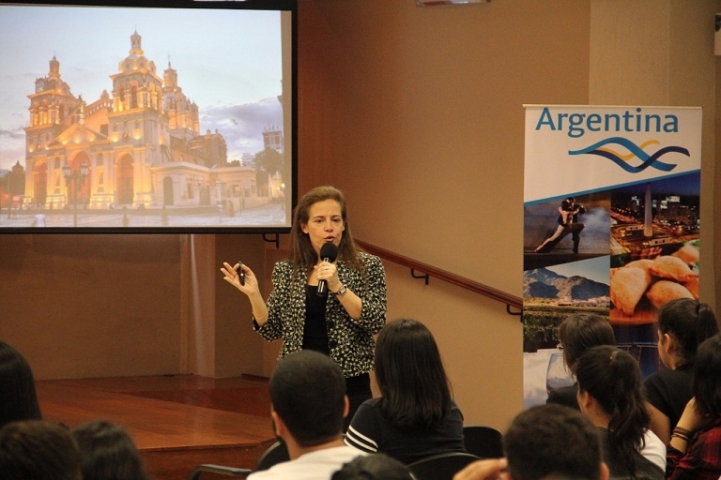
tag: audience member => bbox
[454,404,608,480]
[644,298,718,444]
[575,346,665,479]
[546,313,616,409]
[344,319,465,464]
[0,340,42,428]
[0,419,82,480]
[331,453,414,480]
[71,419,149,480]
[248,350,363,480]
[666,333,721,480]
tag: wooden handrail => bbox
[356,240,523,313]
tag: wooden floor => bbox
[36,375,275,480]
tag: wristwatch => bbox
[334,284,347,295]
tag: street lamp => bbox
[62,162,88,227]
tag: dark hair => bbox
[657,298,718,366]
[290,185,361,272]
[269,350,346,447]
[575,346,648,478]
[0,341,42,428]
[331,453,414,480]
[558,313,615,373]
[0,420,82,480]
[691,334,721,418]
[71,420,149,480]
[375,319,452,429]
[504,404,600,480]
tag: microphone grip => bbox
[316,256,330,297]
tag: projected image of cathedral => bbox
[22,30,284,215]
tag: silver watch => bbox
[335,284,347,295]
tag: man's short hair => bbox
[331,453,413,480]
[0,420,82,480]
[504,404,601,480]
[269,350,346,447]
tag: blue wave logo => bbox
[568,137,688,173]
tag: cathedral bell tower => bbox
[162,61,200,142]
[107,30,168,207]
[24,56,79,207]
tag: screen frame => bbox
[0,0,297,234]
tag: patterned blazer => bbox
[254,251,387,378]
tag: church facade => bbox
[22,31,275,212]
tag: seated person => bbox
[666,334,721,480]
[0,419,82,480]
[546,312,616,409]
[576,346,665,480]
[644,298,718,444]
[0,340,43,428]
[71,419,150,480]
[454,403,608,480]
[345,318,465,464]
[248,350,364,480]
[331,453,414,480]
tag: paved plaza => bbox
[0,202,287,229]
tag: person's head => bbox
[656,298,718,368]
[0,420,82,480]
[331,453,414,480]
[691,334,721,419]
[269,350,347,448]
[557,313,615,373]
[504,404,606,480]
[71,420,149,480]
[0,341,42,429]
[290,186,359,270]
[374,318,451,429]
[575,346,648,476]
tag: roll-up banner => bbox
[522,105,702,408]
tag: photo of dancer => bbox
[524,192,610,271]
[534,197,587,254]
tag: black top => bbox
[345,398,466,465]
[302,285,329,355]
[644,363,693,431]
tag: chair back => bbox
[462,425,503,459]
[254,441,290,472]
[408,452,481,480]
[187,464,251,480]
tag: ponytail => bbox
[575,346,648,478]
[658,298,719,364]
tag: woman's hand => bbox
[220,261,268,325]
[220,261,259,296]
[314,260,341,293]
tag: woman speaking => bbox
[220,186,387,426]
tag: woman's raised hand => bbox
[220,261,258,295]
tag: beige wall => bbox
[0,234,183,378]
[294,0,719,429]
[0,0,718,434]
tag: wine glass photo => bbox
[546,351,575,395]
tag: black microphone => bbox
[317,242,339,297]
